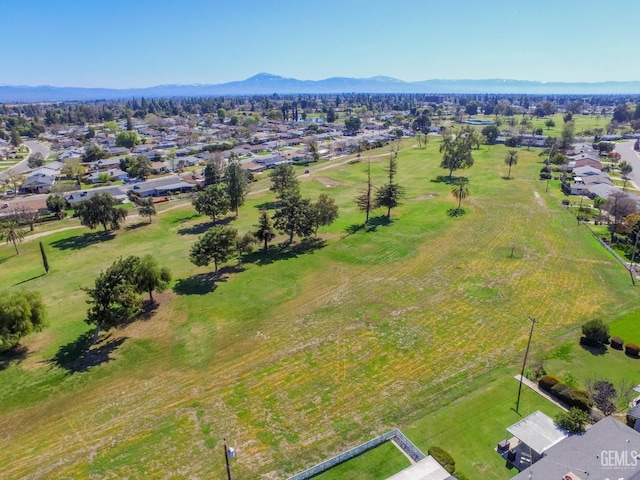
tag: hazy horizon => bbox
[2,0,640,88]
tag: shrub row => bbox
[538,375,591,412]
[428,446,455,474]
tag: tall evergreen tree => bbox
[375,154,405,219]
[254,210,276,252]
[225,155,248,216]
[356,159,374,225]
[273,190,314,244]
[192,185,230,222]
[39,241,49,273]
[189,225,238,275]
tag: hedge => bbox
[626,343,640,358]
[538,375,560,392]
[428,446,455,474]
[611,337,624,350]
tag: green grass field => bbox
[1,137,639,479]
[314,441,410,480]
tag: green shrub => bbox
[428,446,455,474]
[610,337,624,350]
[555,407,590,434]
[551,383,570,397]
[581,319,610,346]
[558,387,592,412]
[539,375,560,392]
[626,343,640,357]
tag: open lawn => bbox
[314,441,410,480]
[1,138,639,479]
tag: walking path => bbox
[514,375,570,412]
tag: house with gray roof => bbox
[512,415,640,480]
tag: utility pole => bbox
[515,317,537,414]
[224,438,232,480]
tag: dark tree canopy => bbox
[269,164,299,199]
[273,189,314,244]
[189,225,238,274]
[225,156,249,216]
[311,193,339,234]
[192,184,230,222]
[46,193,68,219]
[76,193,128,232]
[439,131,474,177]
[0,290,47,351]
[254,210,276,252]
[344,116,362,133]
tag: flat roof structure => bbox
[507,410,568,455]
[387,456,455,480]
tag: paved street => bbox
[614,140,640,184]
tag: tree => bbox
[192,185,230,222]
[46,193,68,219]
[554,408,589,434]
[560,121,575,149]
[39,241,49,273]
[273,189,314,244]
[544,119,556,130]
[134,254,171,302]
[586,379,617,416]
[203,153,225,185]
[10,127,21,147]
[375,153,405,219]
[75,193,128,232]
[504,150,518,179]
[61,158,87,185]
[439,131,474,178]
[269,164,299,199]
[126,155,152,180]
[619,160,633,191]
[308,140,320,163]
[12,206,40,231]
[581,319,609,345]
[225,156,248,216]
[138,198,156,223]
[254,210,276,252]
[84,256,143,343]
[604,191,638,242]
[0,290,46,352]
[326,107,336,123]
[217,108,227,123]
[416,132,429,149]
[115,130,140,149]
[311,193,339,235]
[0,220,27,254]
[593,196,606,219]
[356,159,374,225]
[481,125,499,145]
[236,232,256,263]
[1,170,25,196]
[189,225,238,275]
[27,152,45,169]
[344,116,362,134]
[82,145,109,163]
[451,178,470,212]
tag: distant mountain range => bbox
[2,73,640,102]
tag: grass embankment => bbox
[0,138,638,479]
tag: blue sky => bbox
[1,0,639,88]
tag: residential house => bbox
[19,173,56,194]
[127,175,195,198]
[510,415,640,479]
[64,186,128,206]
[86,168,128,184]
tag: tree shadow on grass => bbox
[346,215,393,235]
[579,338,608,356]
[173,272,222,295]
[0,344,28,371]
[447,208,467,217]
[50,231,115,250]
[50,330,127,373]
[242,237,326,266]
[501,176,514,181]
[125,221,149,231]
[431,175,468,185]
[177,221,214,235]
[254,201,279,210]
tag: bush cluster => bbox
[538,375,591,411]
[610,337,624,350]
[428,446,455,474]
[626,343,640,358]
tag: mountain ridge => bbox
[1,73,640,102]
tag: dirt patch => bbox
[410,193,439,201]
[534,191,547,209]
[314,176,347,188]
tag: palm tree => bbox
[619,161,633,191]
[451,179,470,212]
[0,220,27,254]
[504,150,519,179]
